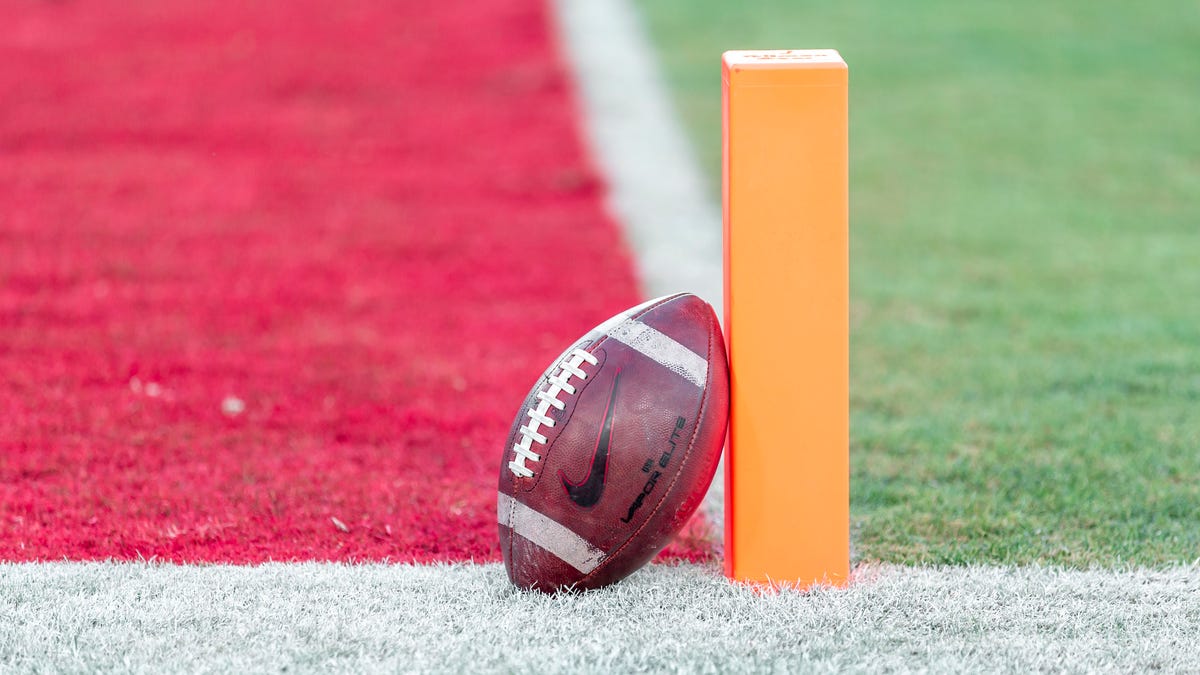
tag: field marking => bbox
[3,561,1196,672]
[552,0,728,533]
[553,0,723,320]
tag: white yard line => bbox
[552,0,723,319]
[551,0,729,531]
[3,562,1197,672]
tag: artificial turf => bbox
[635,0,1200,566]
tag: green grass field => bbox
[636,0,1200,566]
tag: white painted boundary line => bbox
[3,562,1197,672]
[551,0,728,531]
[552,0,723,319]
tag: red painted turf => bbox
[0,0,714,563]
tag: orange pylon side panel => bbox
[722,50,849,587]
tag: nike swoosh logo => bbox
[560,370,621,508]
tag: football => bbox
[497,293,729,592]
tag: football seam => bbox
[504,486,517,576]
[576,304,717,584]
[511,347,606,494]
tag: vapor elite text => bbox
[621,416,687,523]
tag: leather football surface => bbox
[497,293,729,592]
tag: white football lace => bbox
[508,347,599,478]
